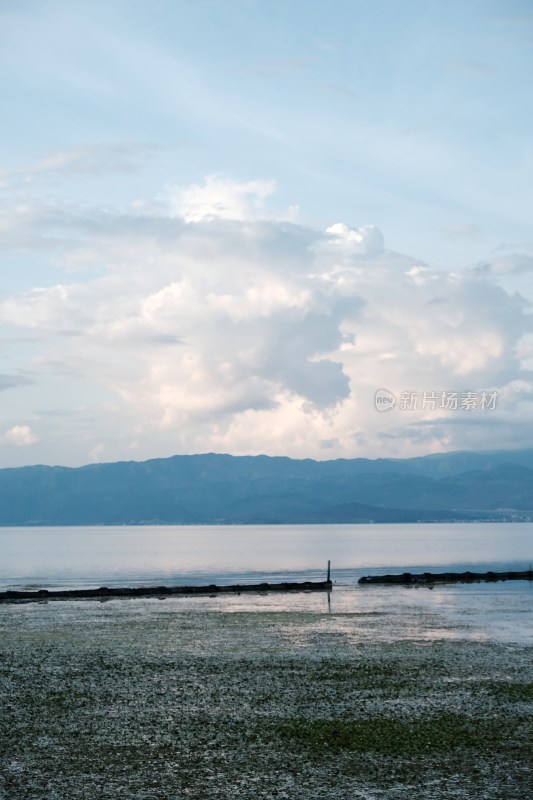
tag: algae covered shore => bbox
[0,592,532,799]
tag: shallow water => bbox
[3,580,532,645]
[1,523,531,644]
[1,522,531,589]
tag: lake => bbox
[0,522,531,589]
[1,523,532,644]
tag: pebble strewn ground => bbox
[0,597,531,799]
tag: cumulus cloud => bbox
[1,175,532,463]
[169,175,280,223]
[321,223,385,260]
[4,425,39,446]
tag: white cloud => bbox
[169,175,279,223]
[321,223,385,260]
[1,175,532,463]
[4,425,39,446]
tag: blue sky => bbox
[1,0,533,466]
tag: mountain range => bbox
[1,449,533,525]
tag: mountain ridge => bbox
[1,449,533,525]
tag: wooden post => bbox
[327,560,331,584]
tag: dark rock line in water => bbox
[358,570,533,586]
[0,579,333,603]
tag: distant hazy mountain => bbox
[1,450,533,525]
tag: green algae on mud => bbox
[0,602,532,800]
[277,713,531,755]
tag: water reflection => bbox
[0,522,531,590]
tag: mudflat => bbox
[0,596,531,799]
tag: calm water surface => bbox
[0,522,530,588]
[1,523,532,644]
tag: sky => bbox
[1,0,533,467]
